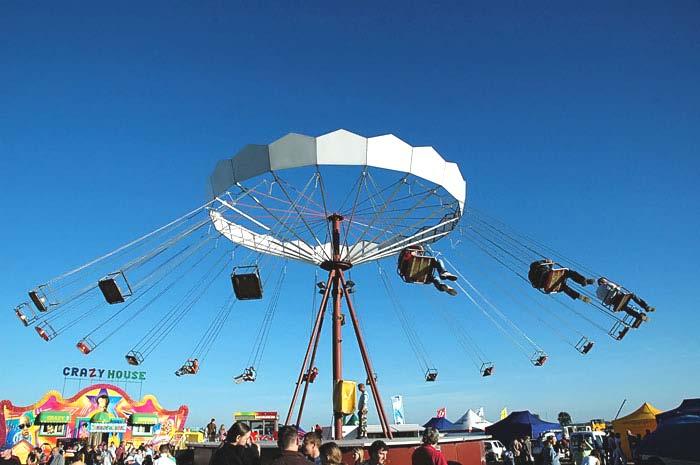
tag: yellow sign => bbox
[333,380,357,415]
[500,407,508,420]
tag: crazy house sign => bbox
[63,366,147,381]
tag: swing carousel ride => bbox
[11,130,655,439]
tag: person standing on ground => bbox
[48,448,65,465]
[153,445,175,465]
[318,443,343,465]
[301,432,322,465]
[357,384,368,439]
[270,426,311,465]
[542,437,560,465]
[210,421,260,465]
[218,425,228,443]
[350,448,364,465]
[0,447,21,465]
[207,419,218,443]
[411,427,448,465]
[511,439,522,464]
[523,436,533,464]
[582,450,601,465]
[361,441,388,465]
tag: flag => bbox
[437,407,446,418]
[500,407,508,420]
[391,395,405,425]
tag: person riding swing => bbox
[397,245,458,296]
[596,277,653,326]
[234,366,257,384]
[528,259,595,302]
[175,358,199,376]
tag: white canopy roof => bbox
[209,129,466,212]
[454,409,492,430]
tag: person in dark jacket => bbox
[210,422,260,465]
[270,426,311,465]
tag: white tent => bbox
[453,408,492,431]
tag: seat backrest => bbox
[232,273,263,300]
[543,269,568,293]
[400,255,434,283]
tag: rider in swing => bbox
[528,259,595,302]
[596,277,653,327]
[175,358,199,376]
[398,245,458,296]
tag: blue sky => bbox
[2,1,699,429]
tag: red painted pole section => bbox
[295,286,330,427]
[330,214,344,440]
[340,271,394,439]
[285,271,334,426]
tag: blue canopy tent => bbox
[655,398,700,425]
[423,416,457,431]
[637,414,700,462]
[485,411,561,445]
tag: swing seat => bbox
[35,323,57,342]
[575,337,594,354]
[175,359,199,376]
[14,304,31,326]
[231,266,263,300]
[480,362,495,377]
[531,351,548,366]
[98,271,132,304]
[612,293,633,312]
[397,246,437,284]
[542,269,568,294]
[125,351,144,366]
[28,287,50,312]
[76,338,96,355]
[608,321,630,341]
[303,368,319,383]
[398,253,435,284]
[425,368,438,382]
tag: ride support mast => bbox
[285,214,394,440]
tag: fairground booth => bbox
[611,402,661,458]
[1,383,188,464]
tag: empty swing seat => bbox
[14,303,31,326]
[425,368,438,382]
[125,351,144,366]
[608,321,630,341]
[480,362,495,377]
[98,271,132,304]
[76,338,96,355]
[35,323,57,342]
[231,266,263,300]
[28,287,50,312]
[576,337,595,354]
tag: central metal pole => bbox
[329,214,344,440]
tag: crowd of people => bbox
[0,442,177,465]
[490,429,648,465]
[206,422,451,465]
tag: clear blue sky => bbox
[2,1,699,429]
